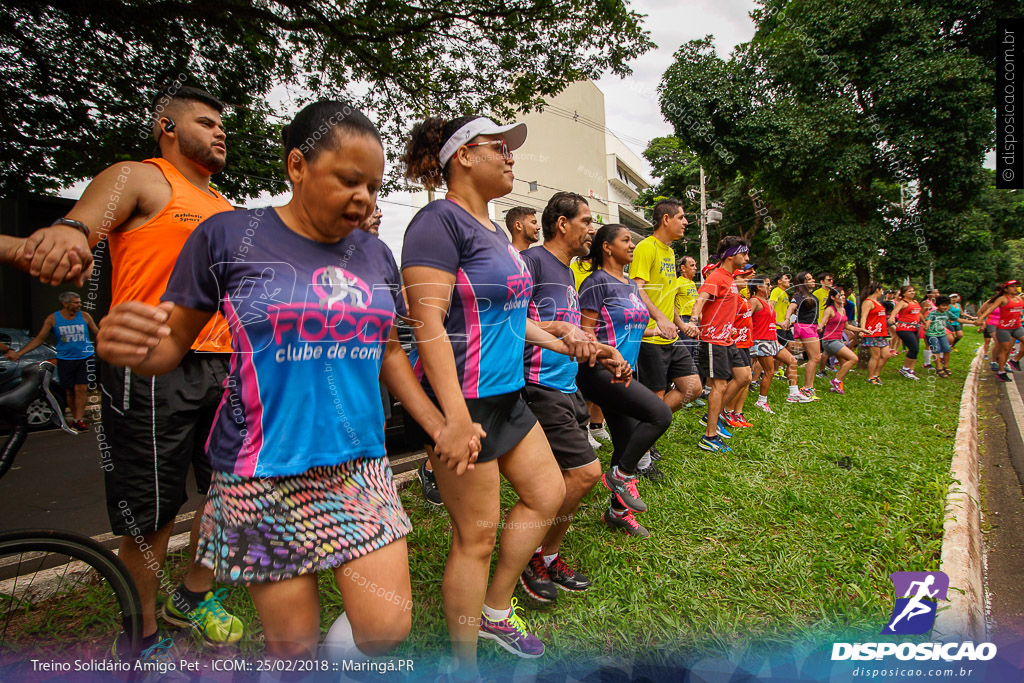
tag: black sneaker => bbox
[601,466,647,512]
[648,444,663,461]
[603,508,650,538]
[417,462,443,506]
[518,553,558,602]
[637,461,666,483]
[548,556,591,592]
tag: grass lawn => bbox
[215,339,974,666]
[6,338,978,671]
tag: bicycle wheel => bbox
[0,529,142,673]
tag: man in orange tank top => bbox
[16,86,243,655]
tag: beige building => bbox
[410,80,651,240]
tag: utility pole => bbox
[699,166,708,269]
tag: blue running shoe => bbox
[699,435,732,453]
[699,414,733,439]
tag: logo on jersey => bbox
[505,245,533,302]
[566,286,579,313]
[312,266,372,310]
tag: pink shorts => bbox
[793,323,819,340]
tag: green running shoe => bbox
[161,588,243,646]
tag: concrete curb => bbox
[932,346,986,641]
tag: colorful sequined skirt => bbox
[196,458,412,585]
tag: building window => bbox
[529,181,538,193]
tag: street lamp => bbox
[698,166,723,269]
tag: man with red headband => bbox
[690,237,750,452]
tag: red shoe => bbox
[721,411,744,428]
[732,412,753,427]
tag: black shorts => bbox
[101,352,229,536]
[405,389,537,464]
[636,342,697,392]
[733,347,751,368]
[522,384,597,470]
[57,355,95,390]
[777,328,794,346]
[697,342,734,381]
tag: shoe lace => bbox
[505,597,530,637]
[550,556,571,579]
[622,511,642,529]
[625,477,641,499]
[528,554,550,580]
[141,637,175,663]
[195,588,230,622]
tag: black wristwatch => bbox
[51,217,90,238]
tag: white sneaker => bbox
[786,391,814,403]
[590,426,611,442]
[755,401,775,414]
[588,431,601,450]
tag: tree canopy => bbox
[2,0,653,200]
[652,0,1017,292]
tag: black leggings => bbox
[577,363,672,474]
[896,330,920,359]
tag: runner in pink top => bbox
[820,290,866,394]
[982,307,1001,363]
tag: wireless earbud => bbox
[163,117,176,133]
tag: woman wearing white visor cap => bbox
[401,115,621,679]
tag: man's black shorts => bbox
[697,341,734,381]
[522,384,597,470]
[57,355,95,390]
[777,328,794,346]
[101,352,229,536]
[637,341,697,393]
[733,347,751,368]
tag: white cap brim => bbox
[438,117,528,167]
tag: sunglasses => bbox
[464,139,512,159]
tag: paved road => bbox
[0,425,202,548]
[979,360,1024,646]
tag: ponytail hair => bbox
[402,114,481,189]
[582,223,629,273]
[860,281,883,306]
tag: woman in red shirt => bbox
[860,282,890,385]
[723,272,755,427]
[975,280,1024,381]
[748,278,805,412]
[889,285,924,380]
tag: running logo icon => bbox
[882,571,948,635]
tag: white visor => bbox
[438,117,528,167]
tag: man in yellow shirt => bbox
[675,255,699,363]
[812,272,834,373]
[770,272,799,367]
[812,272,834,325]
[631,200,702,418]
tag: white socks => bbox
[482,603,510,622]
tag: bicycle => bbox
[0,361,142,674]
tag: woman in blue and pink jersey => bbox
[577,224,672,539]
[96,102,485,664]
[400,114,626,670]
